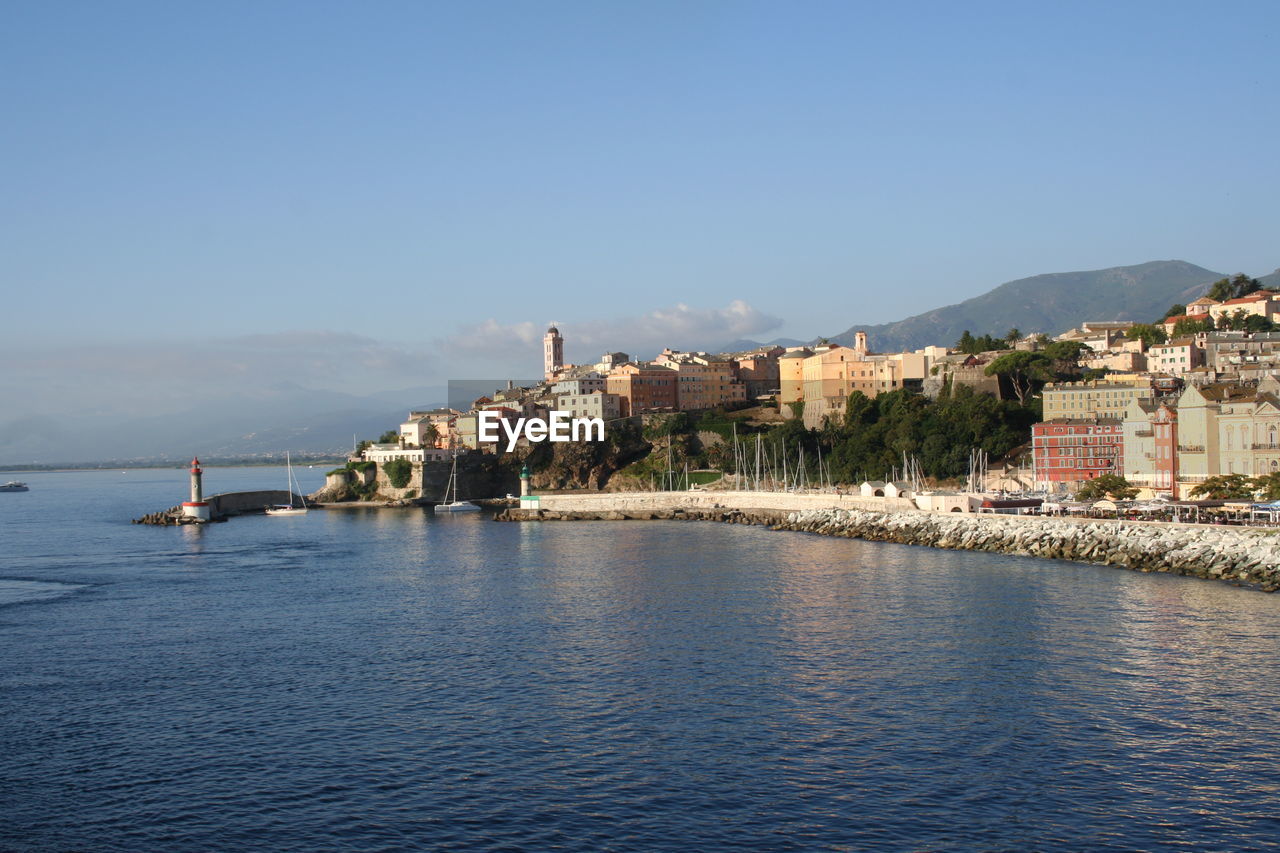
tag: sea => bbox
[3,467,1280,852]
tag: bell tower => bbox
[543,324,564,380]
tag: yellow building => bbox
[1041,380,1153,421]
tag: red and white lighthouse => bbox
[182,456,211,521]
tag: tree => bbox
[1162,303,1186,320]
[423,423,440,446]
[378,429,400,444]
[954,330,1005,355]
[984,351,1050,405]
[1075,474,1138,502]
[1172,317,1214,336]
[1190,474,1255,500]
[1207,273,1262,302]
[1252,472,1280,501]
[1005,328,1021,344]
[1217,310,1277,333]
[1040,340,1087,382]
[1125,324,1168,348]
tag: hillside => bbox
[829,260,1224,352]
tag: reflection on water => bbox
[3,472,1280,851]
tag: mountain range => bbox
[8,260,1278,467]
[826,260,1242,352]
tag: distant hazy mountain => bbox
[1258,268,1280,290]
[0,384,448,467]
[714,337,809,353]
[829,260,1226,352]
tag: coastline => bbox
[497,491,1280,592]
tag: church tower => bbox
[543,324,564,380]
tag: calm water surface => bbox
[3,469,1280,851]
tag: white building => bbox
[555,391,621,421]
[362,444,451,464]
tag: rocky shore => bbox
[497,505,1280,591]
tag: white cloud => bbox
[441,299,782,364]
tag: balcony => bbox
[1178,445,1205,453]
[1134,430,1153,437]
[1252,443,1280,451]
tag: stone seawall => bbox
[781,509,1280,591]
[496,494,1280,591]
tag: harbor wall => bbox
[498,491,1280,591]
[208,491,301,515]
[529,490,917,514]
[776,508,1280,591]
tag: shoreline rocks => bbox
[496,505,1280,592]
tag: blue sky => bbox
[3,0,1279,434]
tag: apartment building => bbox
[1031,419,1124,486]
[1041,381,1154,421]
[606,364,678,416]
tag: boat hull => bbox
[434,502,480,513]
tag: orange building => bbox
[668,359,747,411]
[606,364,678,416]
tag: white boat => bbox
[435,454,479,513]
[265,452,309,516]
[1,481,29,492]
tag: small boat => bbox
[265,452,309,516]
[435,454,479,513]
[1,481,29,492]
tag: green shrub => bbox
[384,458,413,489]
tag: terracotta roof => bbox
[1196,383,1257,402]
[1222,291,1277,305]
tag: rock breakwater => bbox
[779,509,1280,591]
[497,500,1280,591]
[496,507,788,525]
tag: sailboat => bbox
[266,451,309,516]
[435,453,479,513]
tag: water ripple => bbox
[4,500,1280,851]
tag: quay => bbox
[497,491,1280,592]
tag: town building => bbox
[728,346,784,397]
[555,390,621,421]
[551,375,606,396]
[1207,290,1280,325]
[606,363,678,416]
[1147,337,1204,376]
[778,349,811,414]
[1121,401,1179,496]
[1041,381,1154,421]
[401,408,461,448]
[1031,419,1124,487]
[363,444,452,464]
[668,358,747,411]
[595,352,631,372]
